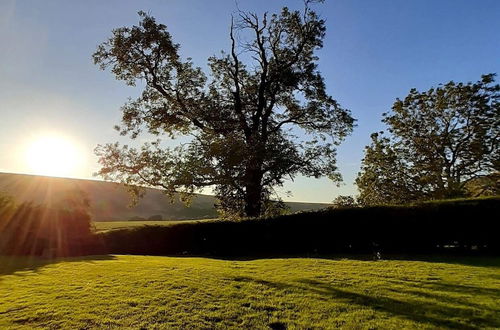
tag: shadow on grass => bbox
[389,287,498,312]
[0,255,116,278]
[231,276,500,328]
[385,277,500,299]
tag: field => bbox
[1,255,499,329]
[93,219,212,232]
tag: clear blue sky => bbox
[1,0,499,202]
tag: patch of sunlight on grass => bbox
[0,255,499,328]
[93,219,214,232]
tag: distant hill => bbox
[0,173,331,221]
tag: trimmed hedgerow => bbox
[99,197,500,256]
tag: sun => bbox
[25,135,83,177]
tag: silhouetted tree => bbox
[357,74,500,205]
[1,200,93,257]
[93,2,354,217]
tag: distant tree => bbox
[464,172,500,197]
[331,195,357,208]
[55,188,91,213]
[262,199,291,217]
[129,216,146,221]
[356,133,423,205]
[357,74,500,205]
[93,2,355,218]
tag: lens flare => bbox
[25,135,83,177]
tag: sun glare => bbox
[25,135,83,177]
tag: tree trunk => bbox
[244,168,263,217]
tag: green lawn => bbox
[93,219,213,232]
[0,255,499,329]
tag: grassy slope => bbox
[1,256,499,329]
[0,172,330,221]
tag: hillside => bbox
[0,173,330,221]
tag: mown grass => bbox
[1,255,499,329]
[93,219,214,232]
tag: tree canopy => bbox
[357,74,499,205]
[93,3,355,217]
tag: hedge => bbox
[99,197,500,256]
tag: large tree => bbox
[356,74,499,205]
[93,3,354,217]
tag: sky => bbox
[0,0,499,203]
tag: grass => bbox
[417,195,500,205]
[0,255,499,328]
[93,219,214,232]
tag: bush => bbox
[0,191,16,210]
[100,197,500,257]
[0,202,98,257]
[331,195,358,208]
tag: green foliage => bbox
[1,255,499,328]
[464,172,500,197]
[356,133,422,205]
[331,195,358,208]
[93,3,354,217]
[357,74,500,205]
